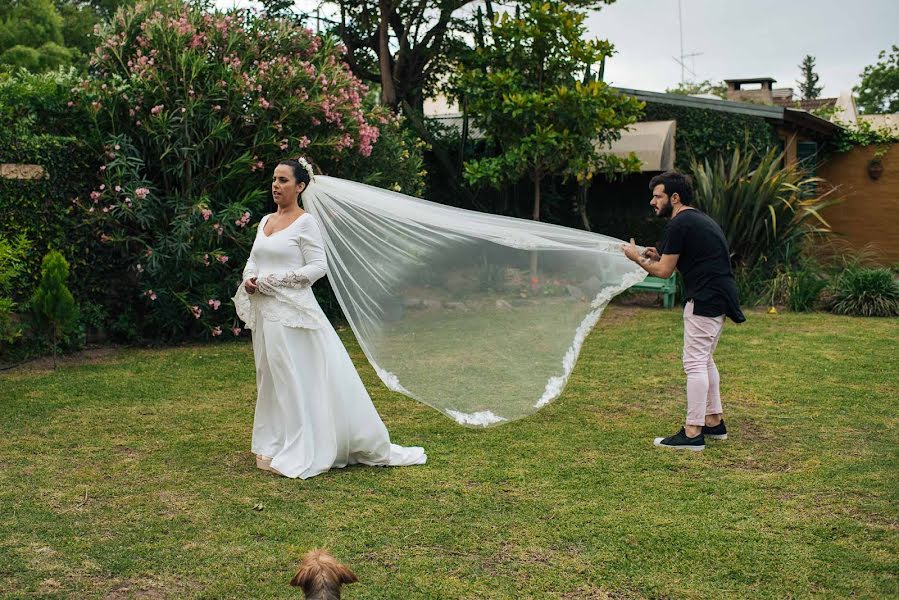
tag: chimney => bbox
[724,77,777,104]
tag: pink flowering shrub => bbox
[77,0,424,339]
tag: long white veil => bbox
[302,176,646,427]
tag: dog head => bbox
[290,549,358,600]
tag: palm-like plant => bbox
[690,146,840,269]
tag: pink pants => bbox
[683,300,725,426]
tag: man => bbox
[622,171,745,451]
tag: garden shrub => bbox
[827,267,899,317]
[75,0,424,338]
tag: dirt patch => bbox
[2,345,125,374]
[114,445,141,460]
[733,418,775,443]
[103,581,166,600]
[102,576,198,600]
[482,541,514,575]
[38,578,64,594]
[595,306,643,329]
[560,586,648,599]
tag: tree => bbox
[30,250,79,367]
[855,45,899,114]
[666,79,726,98]
[0,0,76,71]
[258,0,297,19]
[452,0,642,233]
[797,54,822,100]
[0,0,133,72]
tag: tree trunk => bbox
[378,0,398,109]
[530,169,541,282]
[578,185,592,231]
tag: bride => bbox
[232,157,426,479]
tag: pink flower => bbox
[310,117,320,126]
[235,211,251,228]
[217,255,228,264]
[114,185,122,192]
[135,187,149,200]
[203,253,210,267]
[67,101,74,107]
[136,263,144,273]
[213,223,224,236]
[259,97,271,109]
[144,289,157,301]
[211,326,222,337]
[151,104,164,115]
[100,233,111,243]
[201,208,213,221]
[90,191,101,201]
[191,305,202,319]
[279,139,288,150]
[231,327,242,336]
[99,165,106,172]
[213,105,221,112]
[298,135,311,148]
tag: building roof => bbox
[773,97,838,111]
[615,87,841,138]
[615,87,783,118]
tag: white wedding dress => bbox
[233,212,426,479]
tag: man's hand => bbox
[642,246,660,262]
[244,277,258,294]
[621,238,641,262]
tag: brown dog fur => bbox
[290,549,358,600]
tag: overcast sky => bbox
[218,0,897,98]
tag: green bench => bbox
[631,273,677,308]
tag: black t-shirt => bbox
[660,208,745,322]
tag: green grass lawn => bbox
[1,307,897,599]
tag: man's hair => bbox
[649,171,693,206]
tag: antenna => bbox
[673,0,703,83]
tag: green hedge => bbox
[642,102,780,171]
[0,131,111,309]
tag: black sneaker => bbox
[702,420,728,440]
[653,427,705,451]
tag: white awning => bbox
[599,120,677,172]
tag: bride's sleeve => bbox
[295,216,327,284]
[243,247,259,281]
[242,216,265,280]
[256,216,327,293]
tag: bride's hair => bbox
[278,156,317,190]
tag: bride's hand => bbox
[245,277,258,294]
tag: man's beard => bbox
[657,201,673,219]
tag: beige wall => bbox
[819,144,899,264]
